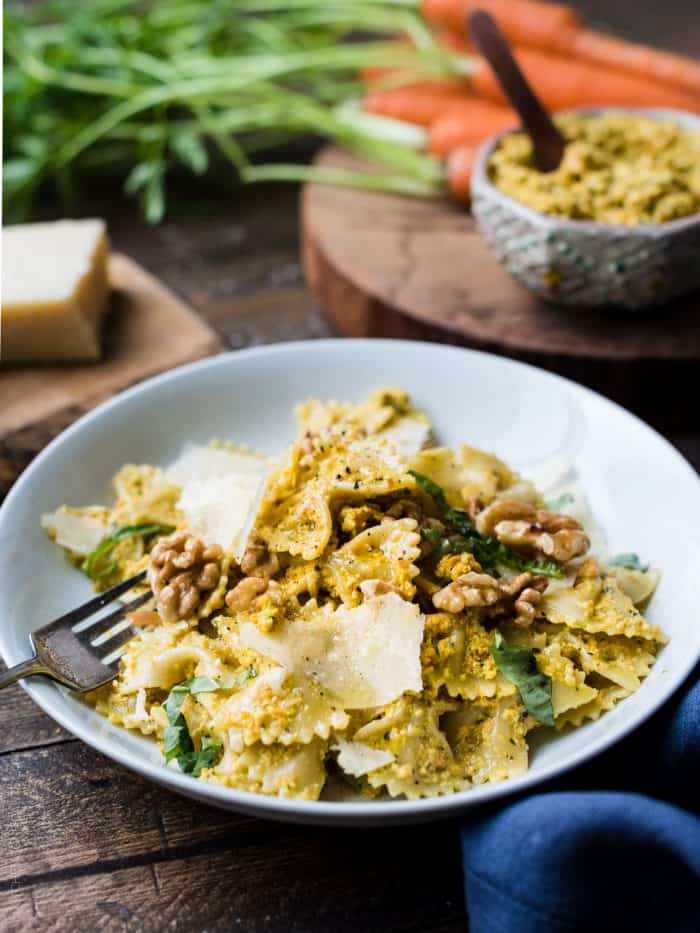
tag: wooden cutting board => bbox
[0,253,221,492]
[302,146,700,429]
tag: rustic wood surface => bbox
[2,3,700,931]
[302,145,700,430]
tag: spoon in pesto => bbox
[468,9,566,172]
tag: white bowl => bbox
[0,339,698,826]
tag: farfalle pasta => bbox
[43,388,666,801]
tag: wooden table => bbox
[3,3,700,929]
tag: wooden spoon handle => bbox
[468,9,566,172]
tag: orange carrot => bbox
[469,47,700,113]
[446,142,479,203]
[422,0,700,99]
[421,0,581,52]
[438,29,476,55]
[363,80,472,126]
[429,100,515,156]
[563,28,700,100]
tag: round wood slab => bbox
[302,146,700,429]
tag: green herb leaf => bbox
[161,674,250,776]
[179,735,222,777]
[410,470,448,511]
[185,675,221,694]
[412,471,563,578]
[609,553,649,572]
[547,492,574,511]
[490,631,554,727]
[85,522,175,579]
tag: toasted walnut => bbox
[432,571,547,626]
[473,499,590,563]
[148,531,223,623]
[240,531,280,578]
[226,577,282,612]
[359,579,402,600]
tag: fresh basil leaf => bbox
[414,472,564,579]
[162,676,230,776]
[490,631,554,727]
[609,553,649,572]
[85,522,175,579]
[547,493,574,511]
[112,522,174,542]
[178,735,222,777]
[186,675,221,694]
[163,722,192,762]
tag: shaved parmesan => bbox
[239,592,424,708]
[41,506,112,555]
[178,471,266,561]
[378,414,431,458]
[170,446,269,561]
[332,740,394,777]
[167,444,267,487]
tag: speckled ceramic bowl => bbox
[471,107,700,310]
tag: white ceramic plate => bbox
[1,340,698,826]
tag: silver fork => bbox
[0,571,150,692]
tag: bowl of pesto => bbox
[471,108,700,310]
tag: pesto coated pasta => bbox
[42,389,666,800]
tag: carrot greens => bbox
[4,0,458,221]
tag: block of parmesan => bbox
[2,219,110,362]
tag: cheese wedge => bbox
[2,219,110,362]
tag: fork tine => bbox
[42,570,148,634]
[99,626,143,669]
[74,591,152,646]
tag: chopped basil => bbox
[85,522,175,579]
[547,492,574,511]
[609,553,649,572]
[411,471,563,578]
[490,631,554,727]
[162,669,258,776]
[163,677,222,776]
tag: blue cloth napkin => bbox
[461,667,700,933]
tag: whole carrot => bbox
[429,100,515,156]
[421,0,581,51]
[446,142,479,203]
[469,46,700,113]
[563,28,700,100]
[363,80,472,126]
[422,0,700,99]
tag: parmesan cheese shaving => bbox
[239,592,424,708]
[332,740,394,777]
[177,470,267,561]
[167,445,267,486]
[40,506,112,555]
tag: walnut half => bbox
[473,499,590,564]
[432,571,547,626]
[148,531,223,623]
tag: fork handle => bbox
[0,656,51,691]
